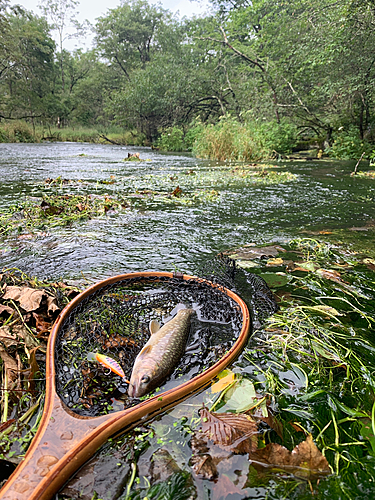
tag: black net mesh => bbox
[55,259,278,417]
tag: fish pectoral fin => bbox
[137,345,153,359]
[149,319,161,335]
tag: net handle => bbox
[0,272,251,500]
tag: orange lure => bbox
[87,352,129,382]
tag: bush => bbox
[327,126,372,159]
[155,127,185,151]
[257,120,298,154]
[0,121,37,143]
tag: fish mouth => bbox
[128,383,136,398]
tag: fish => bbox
[87,352,128,380]
[128,307,195,398]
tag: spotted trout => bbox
[128,307,195,398]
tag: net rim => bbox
[1,272,251,500]
[48,271,251,416]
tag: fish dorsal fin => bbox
[149,319,161,335]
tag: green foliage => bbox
[257,120,299,154]
[155,127,185,151]
[326,127,372,160]
[192,117,266,161]
[0,121,37,143]
[191,117,298,161]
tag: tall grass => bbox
[0,121,38,143]
[192,117,298,162]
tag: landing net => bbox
[55,257,278,417]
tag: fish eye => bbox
[141,375,150,384]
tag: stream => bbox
[1,142,375,500]
[1,142,374,279]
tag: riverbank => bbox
[1,119,374,163]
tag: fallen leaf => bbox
[27,346,42,394]
[316,268,343,283]
[290,422,305,432]
[293,261,319,272]
[211,370,235,394]
[258,273,289,289]
[0,325,19,348]
[32,313,52,335]
[0,419,15,433]
[0,304,14,318]
[222,379,258,413]
[266,258,284,267]
[172,186,182,197]
[46,295,60,317]
[198,407,258,454]
[0,347,19,385]
[2,285,60,317]
[0,324,39,349]
[2,286,45,312]
[251,402,283,439]
[251,434,330,479]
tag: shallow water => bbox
[1,142,375,281]
[2,143,375,500]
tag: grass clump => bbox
[0,121,37,143]
[192,117,299,162]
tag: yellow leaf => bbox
[211,370,235,393]
[266,258,284,267]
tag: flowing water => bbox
[1,142,374,280]
[1,142,375,500]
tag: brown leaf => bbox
[200,408,258,454]
[0,304,14,318]
[2,285,60,317]
[0,419,15,433]
[251,403,283,439]
[27,346,42,394]
[40,200,63,215]
[190,433,222,480]
[32,313,52,335]
[0,324,39,349]
[0,325,19,348]
[251,434,330,479]
[2,286,45,312]
[0,347,19,385]
[191,408,259,480]
[46,295,60,317]
[316,268,343,283]
[171,186,182,197]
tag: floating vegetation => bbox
[0,194,130,237]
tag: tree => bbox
[94,0,170,79]
[38,0,89,91]
[0,8,55,126]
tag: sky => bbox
[11,0,211,50]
